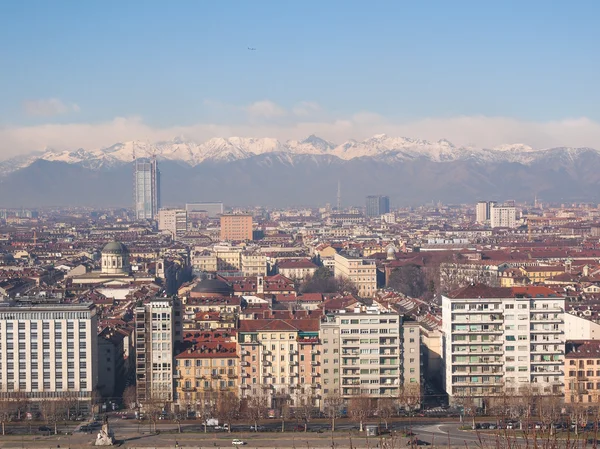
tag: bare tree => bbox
[122,385,137,410]
[278,395,292,433]
[398,383,421,415]
[141,395,166,433]
[244,390,269,431]
[196,389,216,433]
[0,398,12,436]
[216,391,240,433]
[63,390,79,420]
[296,390,316,432]
[348,395,372,432]
[376,398,395,430]
[40,399,64,435]
[323,393,344,432]
[12,392,29,421]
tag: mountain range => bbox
[1,134,599,207]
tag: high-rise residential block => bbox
[134,158,160,220]
[158,208,188,239]
[0,298,98,412]
[220,214,253,241]
[366,195,390,218]
[442,285,565,406]
[490,204,517,228]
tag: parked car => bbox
[38,426,52,432]
[232,439,246,445]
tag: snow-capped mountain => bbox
[1,134,599,176]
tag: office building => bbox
[158,208,188,239]
[135,298,179,407]
[220,214,253,242]
[0,298,98,412]
[334,253,377,297]
[442,285,565,406]
[134,158,160,220]
[185,202,224,218]
[366,195,390,218]
[320,305,421,402]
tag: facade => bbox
[158,208,188,239]
[442,285,565,406]
[101,241,130,276]
[277,259,318,281]
[564,340,600,404]
[334,253,377,297]
[185,202,224,218]
[490,204,517,228]
[135,299,178,407]
[238,319,321,410]
[240,252,267,277]
[174,342,238,413]
[0,299,98,412]
[134,158,160,220]
[475,201,489,224]
[320,308,420,402]
[220,214,253,242]
[366,195,390,218]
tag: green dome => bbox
[102,241,128,254]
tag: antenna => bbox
[337,180,341,211]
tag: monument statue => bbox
[94,415,115,446]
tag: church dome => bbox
[191,278,233,296]
[102,241,128,254]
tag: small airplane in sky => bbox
[247,47,256,51]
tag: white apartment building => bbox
[490,204,517,228]
[334,253,377,297]
[135,299,177,407]
[320,306,421,402]
[475,201,489,224]
[158,208,188,239]
[442,285,565,406]
[0,298,98,412]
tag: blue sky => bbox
[1,0,599,156]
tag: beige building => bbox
[220,214,253,241]
[191,246,266,276]
[320,306,421,402]
[334,253,377,297]
[0,299,98,413]
[565,340,600,404]
[241,252,267,277]
[277,259,318,280]
[158,208,188,239]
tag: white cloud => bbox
[22,98,80,117]
[245,100,287,119]
[2,101,600,161]
[292,101,321,117]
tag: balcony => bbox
[263,360,272,366]
[241,384,250,389]
[310,383,321,388]
[241,350,249,356]
[261,384,273,389]
[241,361,249,367]
[311,361,319,366]
[310,372,320,377]
[311,350,320,355]
[263,349,272,355]
[228,372,237,378]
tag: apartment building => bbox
[320,305,420,402]
[334,253,377,297]
[158,208,188,239]
[174,342,238,412]
[277,259,318,281]
[490,204,517,229]
[241,252,267,277]
[220,214,253,241]
[191,246,266,276]
[442,285,565,406]
[0,298,98,412]
[238,319,321,410]
[564,340,600,404]
[135,299,180,408]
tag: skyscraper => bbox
[134,158,160,220]
[366,195,390,217]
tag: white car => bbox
[232,439,246,445]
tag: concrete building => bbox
[564,340,600,404]
[134,158,160,220]
[490,204,517,228]
[185,202,224,218]
[220,214,253,242]
[442,285,565,406]
[320,305,420,403]
[366,195,390,218]
[334,253,377,297]
[475,201,490,224]
[158,209,188,239]
[0,298,98,412]
[135,298,180,408]
[240,252,267,277]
